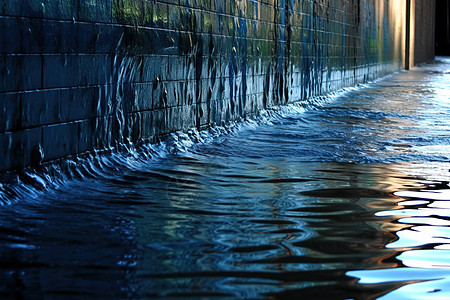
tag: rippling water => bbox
[1,59,450,299]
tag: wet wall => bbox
[0,0,409,171]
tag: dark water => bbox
[2,59,450,299]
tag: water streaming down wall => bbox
[0,0,431,172]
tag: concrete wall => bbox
[412,0,436,64]
[0,0,415,171]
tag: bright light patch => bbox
[398,249,450,269]
[398,200,429,206]
[386,225,450,248]
[394,190,450,200]
[399,217,450,226]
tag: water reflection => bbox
[1,60,450,298]
[1,158,421,298]
[126,159,423,298]
[347,183,450,299]
[345,59,450,298]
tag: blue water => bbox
[1,59,450,299]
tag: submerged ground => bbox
[1,59,450,299]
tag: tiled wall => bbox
[0,0,408,171]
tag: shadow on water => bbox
[1,59,450,298]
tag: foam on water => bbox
[0,80,370,206]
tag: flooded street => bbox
[1,58,450,299]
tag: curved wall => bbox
[0,0,407,171]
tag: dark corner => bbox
[436,0,450,55]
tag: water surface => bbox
[1,59,450,299]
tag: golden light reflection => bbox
[375,0,407,66]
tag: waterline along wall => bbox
[0,0,433,172]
